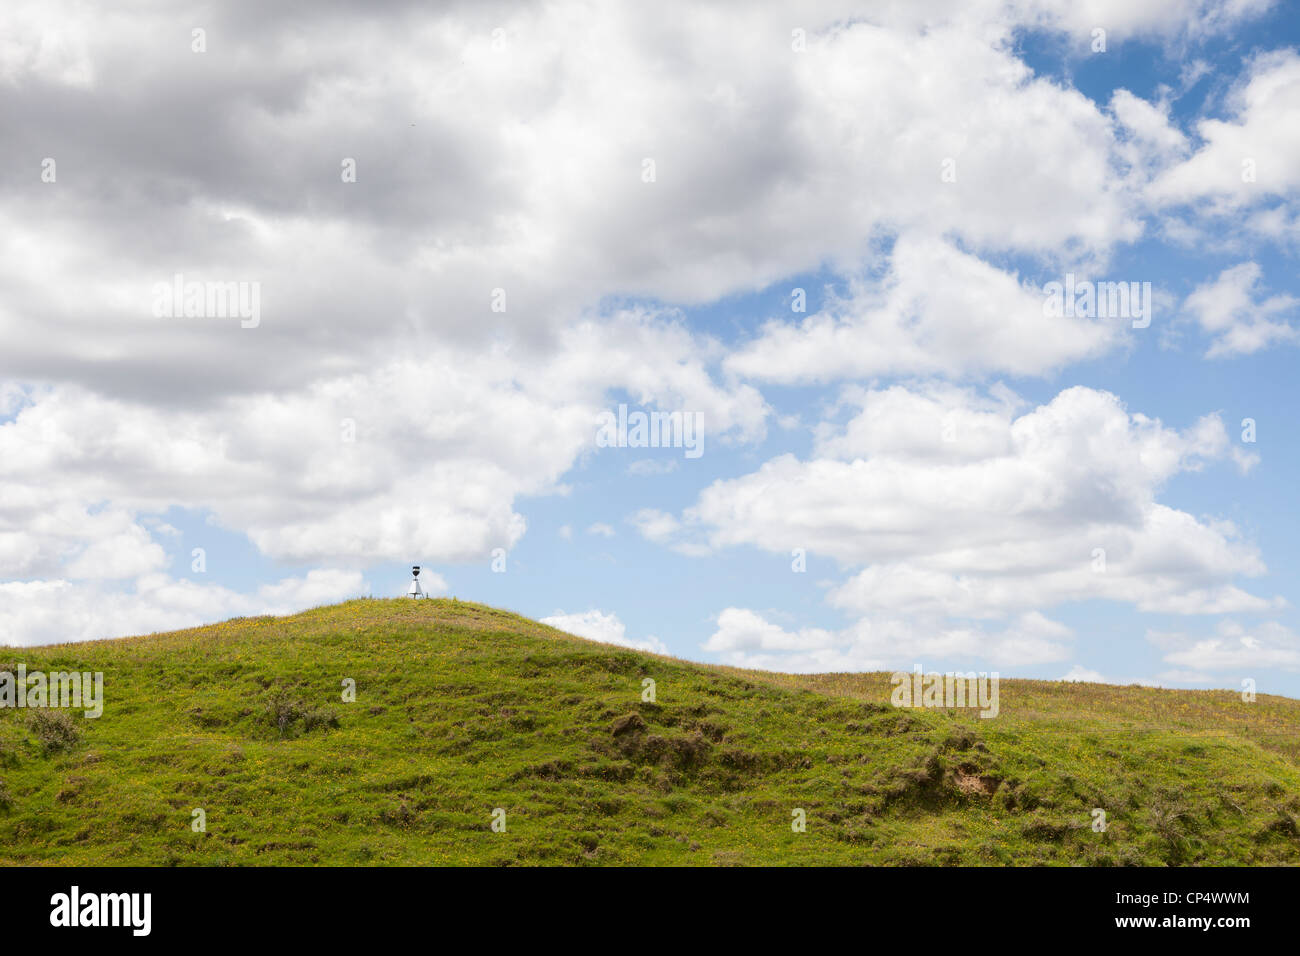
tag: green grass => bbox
[1,598,1297,866]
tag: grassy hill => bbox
[1,598,1298,866]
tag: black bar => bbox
[2,865,1277,941]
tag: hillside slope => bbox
[2,599,1298,866]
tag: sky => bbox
[2,0,1300,696]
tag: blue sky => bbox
[2,0,1299,697]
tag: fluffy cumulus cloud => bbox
[704,606,1072,672]
[1147,48,1300,213]
[2,0,1239,401]
[1183,261,1297,356]
[0,312,763,569]
[1059,664,1161,686]
[664,384,1278,671]
[1109,48,1300,337]
[1149,620,1300,681]
[1138,46,1300,262]
[1012,0,1274,41]
[540,609,668,655]
[1060,665,1108,683]
[0,0,1289,650]
[726,237,1124,384]
[0,569,368,647]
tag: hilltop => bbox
[1,599,1298,865]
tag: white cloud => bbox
[628,508,712,558]
[1111,89,1190,177]
[1012,0,1273,41]
[1148,49,1300,212]
[629,509,680,545]
[1150,619,1300,673]
[0,0,1173,408]
[1060,664,1163,686]
[0,569,367,646]
[1060,665,1108,682]
[663,385,1280,669]
[540,609,668,654]
[0,0,1288,655]
[727,237,1123,384]
[703,606,1073,673]
[688,387,1266,612]
[1183,261,1297,357]
[0,312,762,580]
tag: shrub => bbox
[301,706,341,733]
[1149,790,1195,862]
[264,691,340,738]
[28,710,80,755]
